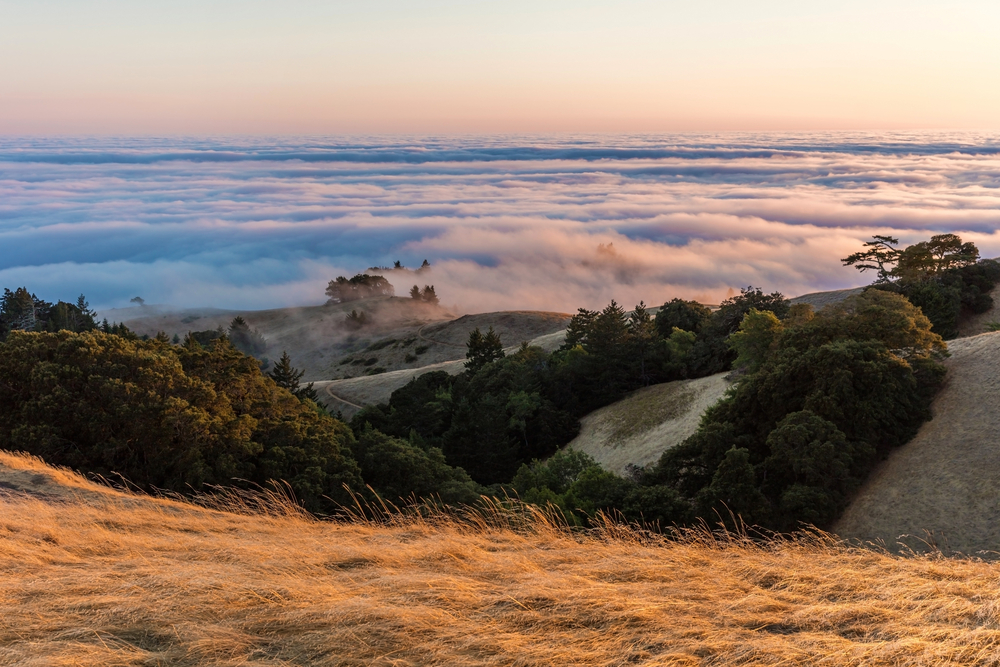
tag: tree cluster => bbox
[0,331,361,512]
[1,288,96,340]
[506,290,946,531]
[843,234,1000,338]
[325,274,395,304]
[645,290,946,530]
[409,285,439,304]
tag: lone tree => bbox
[268,351,318,402]
[130,296,146,307]
[841,235,901,283]
[465,326,505,373]
[325,274,394,304]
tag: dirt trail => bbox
[835,332,1000,554]
[416,322,466,348]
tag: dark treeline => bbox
[0,234,995,531]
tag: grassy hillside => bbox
[567,373,730,475]
[3,450,1000,666]
[836,330,1000,555]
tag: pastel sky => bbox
[2,1,999,134]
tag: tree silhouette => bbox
[465,326,505,373]
[268,351,318,402]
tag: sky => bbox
[2,1,1000,134]
[2,4,999,314]
[1,134,999,313]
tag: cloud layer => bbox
[1,133,999,314]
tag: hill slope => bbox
[567,373,731,475]
[315,325,571,416]
[835,331,1000,554]
[2,450,1000,666]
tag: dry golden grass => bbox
[4,451,1000,665]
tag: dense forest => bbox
[0,234,996,531]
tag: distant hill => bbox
[789,286,865,309]
[111,296,457,381]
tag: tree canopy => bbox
[325,274,395,303]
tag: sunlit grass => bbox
[2,450,1000,666]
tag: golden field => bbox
[3,450,1000,666]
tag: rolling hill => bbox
[2,449,999,666]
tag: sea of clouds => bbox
[1,133,999,315]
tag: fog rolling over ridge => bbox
[1,133,999,313]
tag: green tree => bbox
[562,308,598,349]
[268,351,319,402]
[654,299,712,337]
[728,308,783,373]
[893,233,980,281]
[421,285,439,304]
[465,326,505,373]
[227,316,267,357]
[325,274,395,303]
[1,287,41,333]
[697,447,768,528]
[349,426,479,505]
[0,330,362,511]
[628,301,658,385]
[841,235,901,282]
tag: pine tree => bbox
[628,301,657,385]
[465,326,505,373]
[1,287,39,331]
[422,285,439,305]
[268,351,318,401]
[410,285,422,300]
[228,316,267,357]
